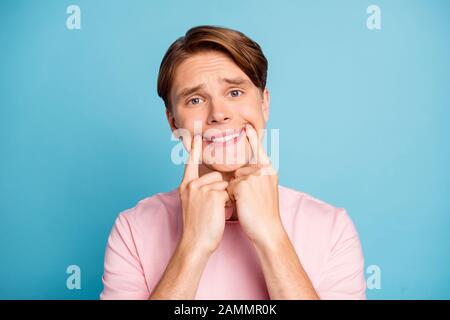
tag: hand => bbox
[178,134,230,254]
[227,124,283,244]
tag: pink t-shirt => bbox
[100,185,366,300]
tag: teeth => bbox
[204,131,241,143]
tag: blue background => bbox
[0,0,449,299]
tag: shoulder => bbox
[113,187,181,237]
[279,184,349,220]
[278,184,359,247]
[278,185,363,282]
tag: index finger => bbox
[245,124,271,167]
[182,134,202,184]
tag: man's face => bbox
[167,50,270,173]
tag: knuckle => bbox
[210,190,224,200]
[210,171,223,181]
[199,184,209,194]
[186,180,198,191]
[237,180,248,189]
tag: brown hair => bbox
[157,25,268,111]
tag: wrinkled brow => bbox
[176,77,251,99]
[220,77,252,86]
[176,84,204,100]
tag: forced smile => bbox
[202,127,246,146]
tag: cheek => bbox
[240,109,266,132]
[176,114,206,135]
[237,99,266,127]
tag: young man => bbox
[100,25,366,300]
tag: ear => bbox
[165,108,178,132]
[261,88,270,123]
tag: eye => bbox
[229,90,243,98]
[188,97,203,105]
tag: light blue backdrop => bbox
[1,0,449,299]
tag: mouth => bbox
[202,127,246,146]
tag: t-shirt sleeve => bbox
[316,208,367,300]
[100,212,150,300]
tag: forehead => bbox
[172,51,250,90]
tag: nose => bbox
[207,99,233,125]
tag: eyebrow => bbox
[176,84,204,100]
[176,77,252,99]
[221,77,252,86]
